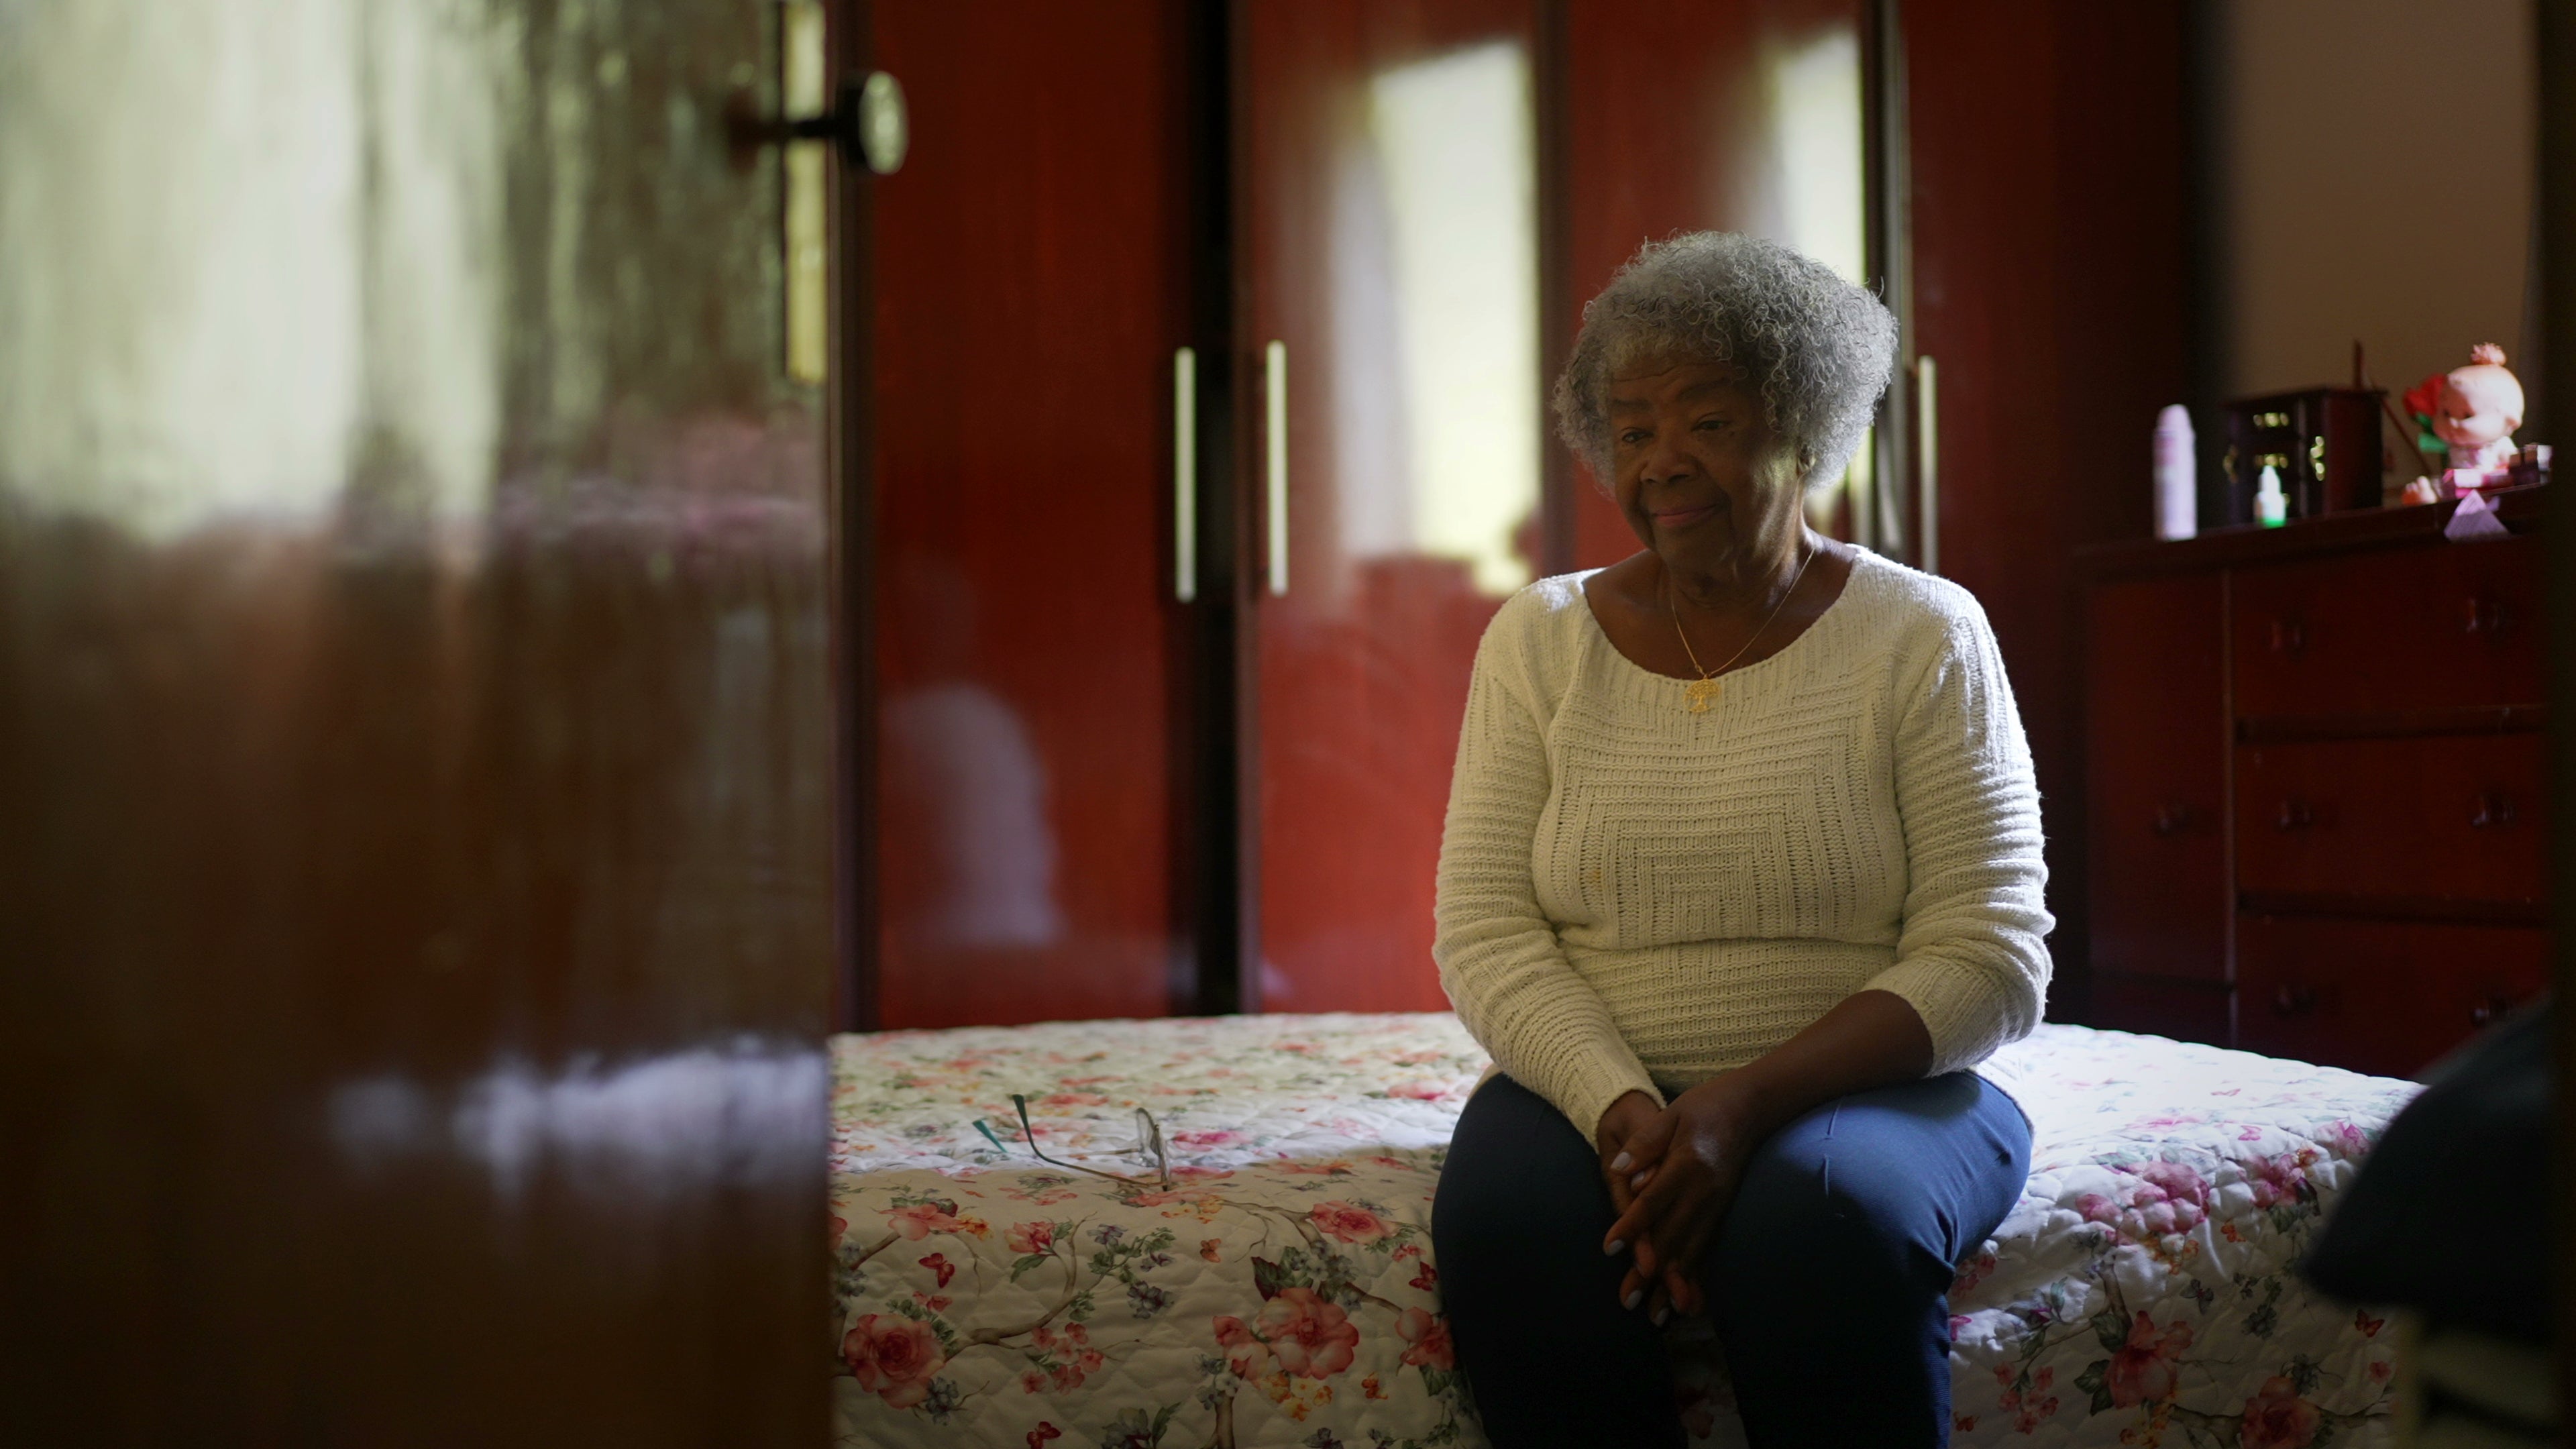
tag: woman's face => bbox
[1607,359,1805,578]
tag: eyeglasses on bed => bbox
[974,1095,1172,1191]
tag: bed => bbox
[831,1013,2416,1448]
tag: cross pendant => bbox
[1682,677,1721,714]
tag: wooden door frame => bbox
[1221,0,1263,1016]
[831,0,879,1032]
[1185,0,1250,1018]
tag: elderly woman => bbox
[1429,232,2047,1448]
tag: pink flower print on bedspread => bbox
[2104,1312,2192,1407]
[2245,1150,2318,1210]
[1213,1313,1276,1381]
[1256,1287,1360,1378]
[1210,1289,1371,1424]
[2238,1376,2324,1448]
[1396,1307,1454,1371]
[1990,1362,2060,1434]
[1308,1201,1394,1244]
[1028,1322,1105,1393]
[887,1200,986,1240]
[1211,1288,1362,1383]
[2075,1160,2210,1251]
[842,1313,947,1409]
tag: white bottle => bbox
[2154,405,2196,539]
[2255,464,2288,528]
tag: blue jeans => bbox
[1432,1071,2031,1448]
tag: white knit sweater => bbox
[1432,550,2052,1137]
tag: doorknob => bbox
[805,71,909,175]
[734,68,909,176]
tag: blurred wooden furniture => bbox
[2082,489,2552,1078]
[3,3,839,1440]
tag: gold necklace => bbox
[1667,542,1817,714]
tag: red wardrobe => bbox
[867,3,1201,1028]
[855,1,2189,1031]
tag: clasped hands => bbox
[1593,1077,1772,1326]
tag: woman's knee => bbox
[1434,1080,1611,1265]
[1434,1169,1606,1271]
[1430,1161,1535,1270]
[1723,1183,1933,1301]
[1708,1085,2035,1342]
[1706,1125,1954,1311]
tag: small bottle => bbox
[2154,405,2196,539]
[2255,464,2288,528]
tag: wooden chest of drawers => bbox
[2080,491,2551,1078]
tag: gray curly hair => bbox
[1552,231,1898,490]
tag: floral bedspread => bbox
[831,1014,2417,1448]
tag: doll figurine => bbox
[2405,343,2524,478]
[2404,344,2525,498]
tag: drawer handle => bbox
[2469,995,2516,1027]
[2271,983,2317,1017]
[2274,798,2313,830]
[2463,596,2514,635]
[2151,803,2192,837]
[2267,615,2306,655]
[2469,792,2516,828]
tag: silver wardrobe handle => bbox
[1914,354,1939,576]
[1265,339,1289,597]
[1173,346,1197,603]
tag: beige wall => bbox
[2216,0,2535,410]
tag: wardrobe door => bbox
[1239,0,1545,1011]
[1904,1,2190,1007]
[873,1,1195,1027]
[1559,0,1877,567]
